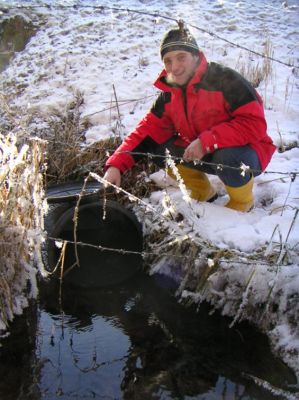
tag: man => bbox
[104,23,276,212]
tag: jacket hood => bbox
[154,50,208,92]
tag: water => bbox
[0,272,296,400]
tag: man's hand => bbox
[183,138,204,161]
[103,166,121,187]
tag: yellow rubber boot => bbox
[167,165,217,202]
[225,177,254,212]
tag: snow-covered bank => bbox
[0,0,298,394]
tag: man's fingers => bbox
[103,167,121,187]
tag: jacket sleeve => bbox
[199,69,268,154]
[106,93,175,173]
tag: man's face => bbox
[163,50,199,86]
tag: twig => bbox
[277,208,299,264]
[112,84,122,139]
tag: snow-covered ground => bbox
[1,0,299,394]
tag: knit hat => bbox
[160,21,199,59]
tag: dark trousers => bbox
[153,137,262,187]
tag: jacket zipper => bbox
[182,86,188,121]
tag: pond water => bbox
[0,271,296,400]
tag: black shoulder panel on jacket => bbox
[194,62,259,112]
[150,92,172,118]
[132,136,159,163]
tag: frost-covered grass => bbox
[0,127,47,334]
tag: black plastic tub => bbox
[45,182,143,288]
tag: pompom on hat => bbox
[160,20,199,59]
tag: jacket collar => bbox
[154,51,208,92]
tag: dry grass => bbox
[31,90,155,195]
[235,38,274,88]
[41,91,90,183]
[0,132,47,332]
[28,90,158,203]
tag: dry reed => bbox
[235,37,273,88]
[0,132,47,333]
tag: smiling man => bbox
[104,23,276,212]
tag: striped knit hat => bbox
[160,21,199,59]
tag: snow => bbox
[0,0,299,392]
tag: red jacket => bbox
[106,52,276,172]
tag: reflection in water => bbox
[0,302,40,400]
[0,272,297,399]
[37,273,296,399]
